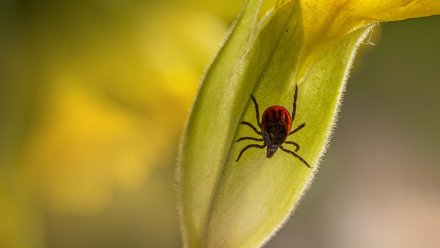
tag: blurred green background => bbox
[0,0,439,247]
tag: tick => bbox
[235,85,310,168]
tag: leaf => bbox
[177,0,373,247]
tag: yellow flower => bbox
[299,0,440,44]
[333,0,440,21]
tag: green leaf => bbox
[177,0,373,247]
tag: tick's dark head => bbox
[262,124,288,147]
[267,146,278,158]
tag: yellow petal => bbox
[333,0,440,21]
[287,0,440,48]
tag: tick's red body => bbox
[235,85,310,168]
[261,106,292,134]
[261,106,292,158]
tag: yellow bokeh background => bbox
[0,1,236,247]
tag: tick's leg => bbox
[291,84,299,122]
[236,137,264,142]
[251,95,262,127]
[236,144,266,162]
[280,146,311,168]
[289,123,305,136]
[284,141,300,151]
[240,121,262,135]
